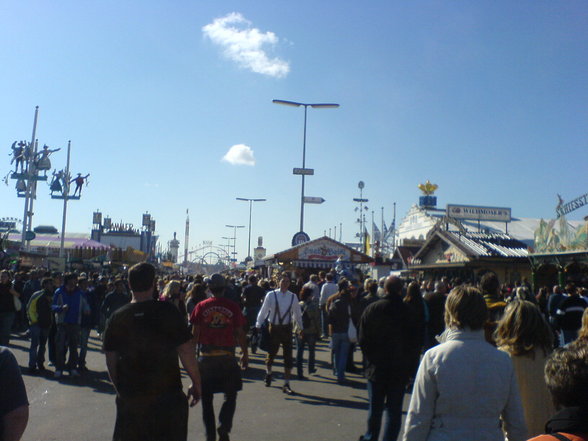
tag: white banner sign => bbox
[447,204,511,222]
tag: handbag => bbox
[13,295,22,312]
[258,319,271,352]
[347,305,357,343]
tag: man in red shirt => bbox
[190,273,248,441]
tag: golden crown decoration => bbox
[418,180,438,196]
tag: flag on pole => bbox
[364,227,371,255]
[372,221,381,243]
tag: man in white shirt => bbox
[319,273,338,338]
[302,274,320,303]
[256,273,302,395]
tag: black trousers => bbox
[113,392,188,441]
[199,355,242,441]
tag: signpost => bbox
[303,196,325,204]
[293,168,314,175]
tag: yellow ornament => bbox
[418,180,438,196]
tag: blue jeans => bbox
[55,323,80,371]
[29,324,49,368]
[79,327,91,368]
[0,312,15,346]
[321,307,329,336]
[331,332,350,381]
[296,333,317,376]
[362,379,405,441]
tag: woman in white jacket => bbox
[402,285,527,441]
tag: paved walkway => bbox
[8,332,411,441]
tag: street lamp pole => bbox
[225,224,244,263]
[272,99,339,232]
[236,197,266,260]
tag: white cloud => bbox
[222,144,256,166]
[203,12,290,78]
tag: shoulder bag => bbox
[348,305,358,343]
[13,295,22,312]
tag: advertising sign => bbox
[291,232,310,246]
[447,204,511,222]
[556,192,588,218]
[298,239,349,261]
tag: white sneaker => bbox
[54,370,63,378]
[70,369,80,377]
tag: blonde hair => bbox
[495,299,553,357]
[363,278,375,292]
[444,286,487,330]
[161,280,181,299]
[577,308,588,343]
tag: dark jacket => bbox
[328,296,351,334]
[101,291,130,321]
[359,294,412,383]
[529,407,588,441]
[424,291,446,338]
[556,296,587,331]
[27,289,53,328]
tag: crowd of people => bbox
[1,264,588,441]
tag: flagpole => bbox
[59,141,71,258]
[21,106,39,249]
[371,210,375,257]
[381,206,385,255]
[392,202,397,250]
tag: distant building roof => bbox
[7,233,110,250]
[413,229,529,266]
[264,236,373,268]
[398,203,583,247]
[393,245,421,267]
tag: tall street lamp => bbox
[225,224,244,263]
[272,99,339,233]
[236,197,266,261]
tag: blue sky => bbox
[1,1,587,261]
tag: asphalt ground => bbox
[7,331,411,441]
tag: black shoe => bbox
[217,427,230,441]
[264,373,272,387]
[282,384,294,395]
[309,368,317,374]
[297,374,306,380]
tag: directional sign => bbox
[293,168,314,176]
[24,231,36,241]
[303,196,325,204]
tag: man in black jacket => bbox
[358,276,412,441]
[26,277,54,372]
